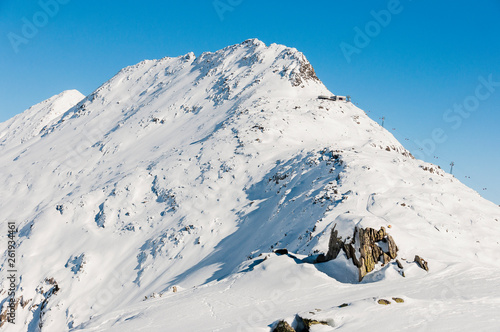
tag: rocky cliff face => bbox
[323,225,399,281]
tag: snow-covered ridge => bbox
[0,90,84,149]
[1,39,499,331]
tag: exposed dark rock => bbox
[396,259,404,269]
[377,299,391,305]
[338,303,349,308]
[292,59,320,87]
[42,277,60,296]
[274,249,289,255]
[392,297,404,303]
[297,315,329,331]
[45,277,57,285]
[386,235,398,259]
[271,173,288,184]
[325,225,343,260]
[358,258,368,280]
[20,297,31,308]
[314,253,328,263]
[414,255,429,271]
[349,226,399,280]
[273,320,295,332]
[324,225,399,281]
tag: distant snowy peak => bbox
[0,89,84,149]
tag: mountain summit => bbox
[1,40,499,331]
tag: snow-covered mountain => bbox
[1,39,499,332]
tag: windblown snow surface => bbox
[1,39,499,331]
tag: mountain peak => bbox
[193,39,321,88]
[240,37,266,47]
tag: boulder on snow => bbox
[324,225,400,281]
[414,255,429,271]
[346,226,399,280]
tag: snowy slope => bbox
[0,39,499,332]
[0,90,84,149]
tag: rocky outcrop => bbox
[274,249,289,255]
[295,315,329,332]
[291,57,320,87]
[273,320,295,332]
[414,255,429,271]
[377,297,404,305]
[323,225,399,281]
[325,225,343,260]
[377,299,391,305]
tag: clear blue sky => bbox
[1,0,499,204]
